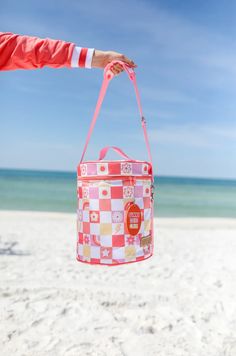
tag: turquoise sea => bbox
[0,169,236,217]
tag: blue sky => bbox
[1,0,236,178]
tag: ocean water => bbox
[0,169,236,217]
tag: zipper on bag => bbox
[78,175,152,182]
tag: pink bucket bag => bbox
[77,60,154,266]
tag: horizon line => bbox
[0,167,236,182]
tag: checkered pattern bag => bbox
[77,61,154,266]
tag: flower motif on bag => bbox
[143,184,151,197]
[80,164,87,176]
[97,163,108,175]
[90,211,99,222]
[142,164,148,174]
[99,185,110,199]
[123,186,134,198]
[84,235,90,244]
[126,236,135,245]
[102,189,108,196]
[112,211,124,223]
[121,162,132,175]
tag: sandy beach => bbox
[0,211,236,356]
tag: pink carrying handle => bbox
[104,60,135,81]
[99,146,135,161]
[80,60,153,181]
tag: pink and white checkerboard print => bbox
[77,160,153,266]
[78,161,152,178]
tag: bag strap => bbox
[99,146,137,161]
[79,60,153,172]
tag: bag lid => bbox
[78,160,152,178]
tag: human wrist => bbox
[91,50,108,68]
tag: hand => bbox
[91,50,137,75]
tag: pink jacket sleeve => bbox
[0,32,94,71]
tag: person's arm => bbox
[0,32,93,71]
[0,32,136,74]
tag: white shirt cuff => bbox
[71,46,94,69]
[85,48,94,69]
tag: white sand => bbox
[0,211,236,356]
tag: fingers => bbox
[109,54,137,76]
[119,54,137,68]
[107,51,137,70]
[110,63,124,75]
